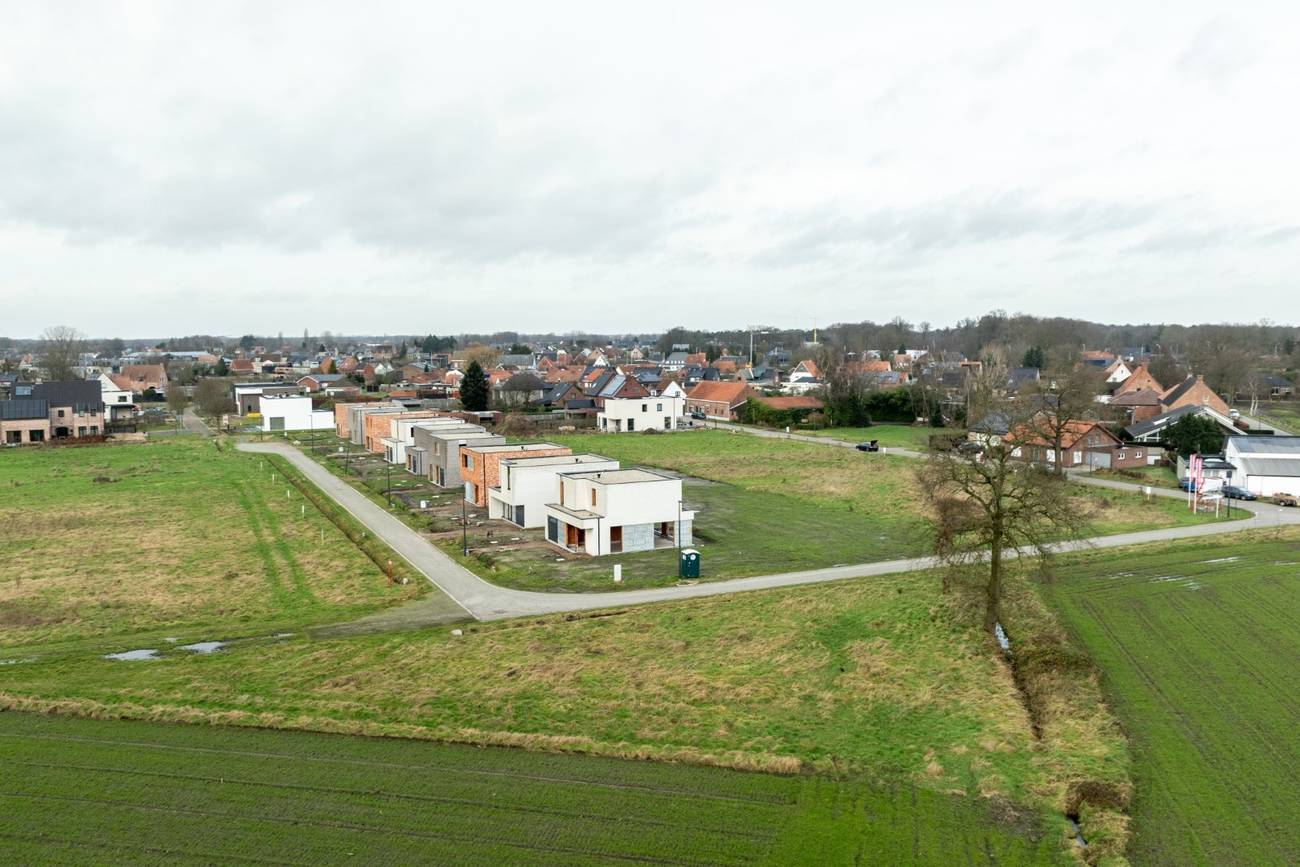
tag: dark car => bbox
[856,440,879,452]
[1220,485,1257,501]
[1178,477,1198,492]
[955,441,984,456]
[690,410,706,420]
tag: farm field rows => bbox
[0,712,1070,865]
[1040,529,1300,866]
[0,440,455,654]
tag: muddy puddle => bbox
[103,648,160,661]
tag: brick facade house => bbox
[685,381,758,420]
[459,442,571,507]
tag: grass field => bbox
[0,562,1126,852]
[1081,464,1180,489]
[1245,401,1300,434]
[0,712,1070,866]
[1039,529,1300,866]
[0,440,450,652]
[795,424,944,450]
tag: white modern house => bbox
[258,394,334,432]
[235,382,302,416]
[382,417,469,465]
[544,469,696,556]
[596,396,685,433]
[96,372,136,421]
[488,453,619,528]
[406,423,487,478]
[1224,435,1300,496]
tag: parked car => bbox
[1178,477,1198,492]
[856,440,879,452]
[1274,492,1298,507]
[955,441,984,456]
[690,410,706,420]
[1219,485,1257,501]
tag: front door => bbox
[610,526,623,553]
[513,505,525,526]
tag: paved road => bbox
[182,407,214,436]
[237,442,1299,622]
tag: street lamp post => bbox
[459,439,469,555]
[386,461,392,507]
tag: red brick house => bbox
[1160,374,1230,415]
[686,381,758,420]
[1011,419,1139,469]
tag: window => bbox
[641,403,647,412]
[1073,450,1083,463]
[58,409,65,418]
[590,489,597,507]
[656,403,662,412]
[1136,450,1143,458]
[77,427,87,437]
[90,426,98,435]
[1117,451,1126,460]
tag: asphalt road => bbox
[237,441,1300,622]
[182,407,214,436]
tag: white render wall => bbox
[597,396,684,432]
[489,456,619,528]
[259,395,333,432]
[550,472,697,555]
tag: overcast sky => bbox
[2,2,1298,339]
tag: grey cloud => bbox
[0,95,714,261]
[1125,223,1300,255]
[753,191,1164,267]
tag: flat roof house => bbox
[597,395,685,432]
[364,410,441,454]
[345,404,404,446]
[543,469,697,556]
[460,442,571,507]
[1224,435,1300,497]
[234,382,301,416]
[382,417,466,465]
[258,394,333,432]
[418,427,503,487]
[488,453,620,528]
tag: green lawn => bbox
[0,712,1069,866]
[1245,401,1300,434]
[1039,529,1300,866]
[1081,464,1180,489]
[796,424,948,450]
[0,439,454,654]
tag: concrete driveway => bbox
[237,441,1300,622]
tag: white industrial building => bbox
[1224,435,1300,496]
[488,453,619,528]
[597,396,685,433]
[258,394,334,432]
[544,468,695,556]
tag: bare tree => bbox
[920,395,1089,635]
[1027,364,1106,475]
[166,384,188,429]
[194,378,235,419]
[40,325,84,381]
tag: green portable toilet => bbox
[679,548,701,579]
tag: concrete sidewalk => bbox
[238,442,1299,622]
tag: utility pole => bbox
[386,461,392,506]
